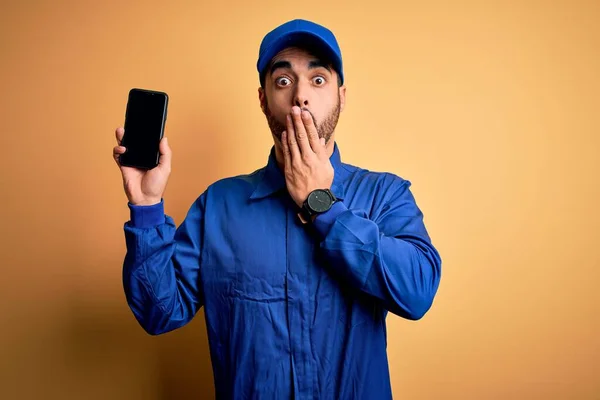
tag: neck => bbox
[274,135,336,172]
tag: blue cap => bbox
[257,19,344,86]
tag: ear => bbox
[338,85,347,113]
[258,87,266,115]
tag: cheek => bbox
[320,88,338,105]
[313,97,336,122]
[270,106,288,122]
[267,93,291,115]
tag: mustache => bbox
[300,107,317,123]
[269,108,319,129]
[287,107,318,126]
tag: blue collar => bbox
[249,142,347,201]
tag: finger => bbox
[301,109,321,155]
[281,131,292,172]
[157,137,171,170]
[115,127,124,145]
[113,145,126,166]
[320,138,326,147]
[292,107,312,156]
[286,113,301,162]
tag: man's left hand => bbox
[281,106,334,209]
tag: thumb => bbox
[158,137,172,167]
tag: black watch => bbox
[302,188,338,219]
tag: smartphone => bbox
[120,88,169,170]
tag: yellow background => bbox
[1,1,598,399]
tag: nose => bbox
[294,97,308,107]
[293,82,309,108]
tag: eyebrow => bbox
[269,60,332,76]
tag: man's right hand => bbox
[113,127,172,206]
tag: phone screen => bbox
[120,89,168,169]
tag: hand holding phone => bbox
[113,88,172,206]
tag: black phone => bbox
[120,88,169,170]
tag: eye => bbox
[313,76,326,86]
[276,77,292,86]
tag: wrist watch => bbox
[298,188,338,224]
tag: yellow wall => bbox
[1,1,598,399]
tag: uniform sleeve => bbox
[122,195,206,335]
[313,180,442,320]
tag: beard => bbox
[264,94,341,145]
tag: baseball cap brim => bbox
[257,31,344,85]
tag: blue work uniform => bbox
[122,143,442,399]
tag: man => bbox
[113,19,441,400]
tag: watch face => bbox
[307,189,332,213]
